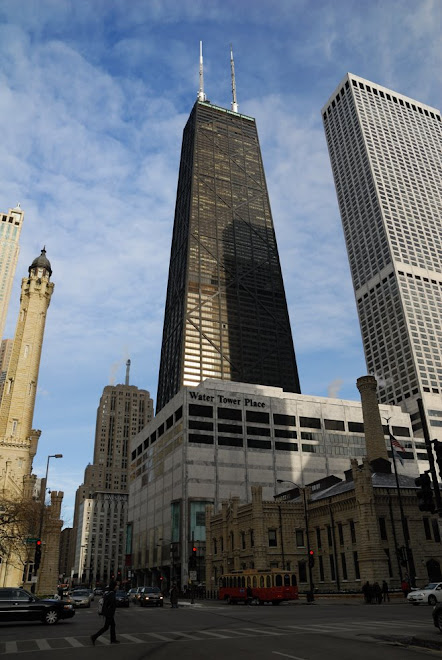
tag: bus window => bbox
[275,574,283,587]
[252,576,257,587]
[284,573,290,586]
[260,575,265,587]
[241,576,245,587]
[247,576,251,587]
[291,574,297,586]
[266,575,271,587]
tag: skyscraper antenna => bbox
[197,41,206,102]
[230,44,238,113]
[125,359,131,386]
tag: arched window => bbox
[247,576,251,587]
[275,574,283,587]
[284,573,290,586]
[260,575,265,587]
[241,576,245,587]
[291,574,297,586]
[252,576,257,587]
[266,575,271,587]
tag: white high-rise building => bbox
[0,205,24,340]
[322,74,442,435]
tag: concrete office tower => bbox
[71,365,153,585]
[0,339,13,401]
[0,205,24,341]
[156,46,300,413]
[322,74,442,432]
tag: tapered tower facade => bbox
[0,248,54,496]
[322,74,442,431]
[0,204,24,340]
[156,50,300,412]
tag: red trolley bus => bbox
[219,569,298,605]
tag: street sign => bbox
[189,570,197,581]
[25,538,39,543]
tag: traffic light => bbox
[415,473,435,513]
[192,546,197,557]
[434,440,442,479]
[308,550,315,568]
[34,539,42,570]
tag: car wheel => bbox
[437,612,442,633]
[43,609,59,625]
[428,595,437,606]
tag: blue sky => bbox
[0,0,440,526]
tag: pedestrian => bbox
[170,582,179,608]
[373,582,382,604]
[246,585,253,606]
[91,580,120,645]
[362,581,371,604]
[401,578,410,599]
[382,580,390,602]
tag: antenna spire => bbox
[125,359,131,386]
[197,41,206,102]
[230,44,238,113]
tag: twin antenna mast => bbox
[197,41,239,113]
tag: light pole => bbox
[32,454,63,592]
[277,479,314,602]
[158,538,175,586]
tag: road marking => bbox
[170,632,202,640]
[147,632,173,641]
[120,633,144,643]
[242,628,282,636]
[4,642,18,654]
[35,640,51,650]
[273,653,306,660]
[199,630,231,638]
[65,637,84,647]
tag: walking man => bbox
[91,580,120,645]
[382,580,390,602]
[170,582,179,608]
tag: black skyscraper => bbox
[156,59,300,412]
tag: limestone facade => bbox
[205,465,442,593]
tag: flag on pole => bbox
[390,433,405,466]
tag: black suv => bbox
[0,588,75,625]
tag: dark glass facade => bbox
[156,101,300,412]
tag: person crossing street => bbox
[91,580,120,646]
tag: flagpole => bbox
[385,418,415,587]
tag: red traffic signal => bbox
[308,549,315,567]
[192,547,197,555]
[36,539,42,546]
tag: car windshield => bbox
[73,590,89,596]
[116,591,127,596]
[424,583,439,590]
[146,588,160,593]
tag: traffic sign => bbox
[25,538,39,543]
[189,570,197,581]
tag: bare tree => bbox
[0,496,41,573]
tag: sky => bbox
[0,0,440,527]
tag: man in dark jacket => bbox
[91,580,119,645]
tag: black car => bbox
[115,590,130,607]
[0,588,75,625]
[139,586,164,607]
[432,602,442,632]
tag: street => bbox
[0,597,440,659]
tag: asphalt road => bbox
[0,597,441,659]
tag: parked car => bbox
[115,590,130,607]
[70,589,92,608]
[127,588,138,602]
[407,582,442,606]
[432,602,442,632]
[139,587,164,607]
[93,587,104,597]
[0,588,75,625]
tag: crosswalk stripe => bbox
[65,637,84,647]
[35,640,51,650]
[199,631,231,638]
[242,627,282,636]
[171,632,202,640]
[147,632,173,641]
[4,642,18,654]
[216,628,251,637]
[120,634,144,643]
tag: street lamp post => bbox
[32,454,63,592]
[277,479,314,602]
